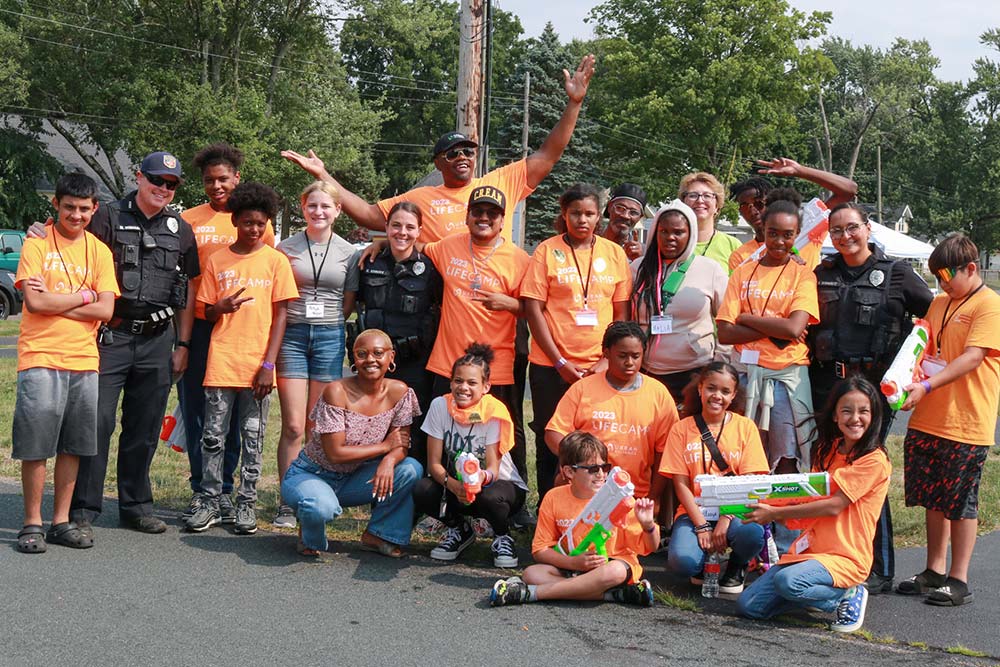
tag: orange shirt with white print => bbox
[546,372,678,498]
[909,287,1000,446]
[658,413,769,520]
[521,235,632,368]
[197,245,298,388]
[15,231,119,372]
[716,258,819,369]
[532,484,652,581]
[780,448,890,588]
[424,233,529,385]
[728,239,823,273]
[183,202,276,319]
[377,160,532,244]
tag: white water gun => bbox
[881,319,932,411]
[739,197,829,267]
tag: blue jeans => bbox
[667,514,766,577]
[178,318,241,494]
[737,560,847,619]
[277,322,345,382]
[281,452,423,551]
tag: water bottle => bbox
[702,551,721,598]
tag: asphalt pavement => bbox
[1,480,996,666]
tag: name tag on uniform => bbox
[921,355,946,377]
[650,315,673,335]
[740,349,761,365]
[574,309,598,327]
[790,530,811,555]
[306,301,325,319]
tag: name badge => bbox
[305,301,325,319]
[740,349,761,365]
[702,507,720,521]
[921,355,946,377]
[650,315,673,335]
[574,309,598,327]
[790,529,811,555]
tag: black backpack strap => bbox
[694,414,732,476]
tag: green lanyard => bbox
[657,255,695,315]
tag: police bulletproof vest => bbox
[108,201,184,306]
[813,256,903,363]
[360,252,438,344]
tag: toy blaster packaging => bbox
[159,406,186,453]
[880,319,932,411]
[739,197,829,267]
[694,472,832,520]
[555,467,635,557]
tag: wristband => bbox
[555,357,568,370]
[482,469,495,486]
[80,290,93,305]
[176,340,190,349]
[261,361,275,370]
[694,522,712,534]
[644,524,657,534]
[920,379,932,394]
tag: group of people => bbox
[11,54,1000,636]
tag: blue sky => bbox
[498,0,1000,83]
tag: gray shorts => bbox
[12,368,99,460]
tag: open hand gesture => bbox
[280,149,329,180]
[757,157,803,178]
[563,54,596,104]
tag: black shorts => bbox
[903,429,988,520]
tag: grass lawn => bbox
[0,351,997,551]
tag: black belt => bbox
[830,358,878,379]
[109,308,173,337]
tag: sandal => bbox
[17,525,46,554]
[46,522,94,549]
[925,577,974,607]
[895,568,946,595]
[360,531,404,558]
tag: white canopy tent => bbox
[821,220,935,260]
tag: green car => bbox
[0,230,25,274]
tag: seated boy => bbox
[490,431,658,607]
[14,172,119,552]
[185,182,298,534]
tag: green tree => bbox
[0,128,62,229]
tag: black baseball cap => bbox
[468,185,506,213]
[605,183,648,216]
[433,131,478,156]
[140,151,184,180]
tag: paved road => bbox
[1,480,995,666]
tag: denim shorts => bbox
[277,322,346,382]
[12,368,98,460]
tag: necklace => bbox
[468,236,502,290]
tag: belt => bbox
[832,358,878,379]
[109,308,174,336]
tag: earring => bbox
[350,364,357,374]
[388,362,397,372]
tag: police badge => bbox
[869,269,884,287]
[167,217,179,234]
[413,261,425,275]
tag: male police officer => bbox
[69,152,200,537]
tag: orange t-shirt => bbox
[377,160,532,244]
[182,202,276,319]
[780,448,891,588]
[15,231,120,372]
[521,235,632,368]
[423,233,529,385]
[658,413,770,520]
[532,484,652,580]
[728,239,823,273]
[909,287,1000,446]
[197,245,299,387]
[546,373,678,497]
[716,259,819,369]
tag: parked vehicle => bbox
[0,270,23,320]
[0,230,26,273]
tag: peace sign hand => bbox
[214,287,253,315]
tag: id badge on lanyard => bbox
[306,301,325,319]
[740,349,761,365]
[574,308,598,327]
[650,315,673,335]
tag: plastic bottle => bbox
[702,551,721,598]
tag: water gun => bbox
[739,197,829,267]
[455,452,483,503]
[880,319,932,411]
[693,472,832,520]
[555,467,635,557]
[159,406,186,453]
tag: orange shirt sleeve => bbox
[14,237,44,288]
[715,264,746,325]
[196,254,219,305]
[833,450,890,504]
[91,241,120,296]
[651,388,679,453]
[519,243,551,302]
[788,264,820,324]
[531,489,562,554]
[658,418,693,478]
[546,382,583,437]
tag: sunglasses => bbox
[443,147,476,161]
[936,266,964,282]
[142,172,180,190]
[571,463,613,475]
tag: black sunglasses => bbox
[571,463,613,475]
[142,172,181,190]
[443,147,476,161]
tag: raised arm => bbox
[757,157,858,208]
[280,150,387,231]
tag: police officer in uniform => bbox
[70,152,200,537]
[809,202,932,593]
[353,201,442,466]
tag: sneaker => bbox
[182,493,203,520]
[510,507,537,529]
[185,496,220,532]
[430,522,475,561]
[611,579,655,607]
[719,561,747,595]
[233,501,258,535]
[895,568,946,596]
[831,585,868,633]
[863,572,893,595]
[273,503,296,529]
[219,495,237,525]
[490,576,528,607]
[925,577,974,607]
[491,534,519,568]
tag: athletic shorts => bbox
[903,428,988,520]
[12,368,98,460]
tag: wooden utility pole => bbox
[513,71,531,247]
[521,72,531,159]
[457,0,484,170]
[876,144,883,226]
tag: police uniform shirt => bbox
[357,247,443,349]
[87,191,200,319]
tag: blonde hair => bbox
[299,180,341,209]
[355,328,393,350]
[678,172,726,210]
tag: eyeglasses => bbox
[443,147,476,161]
[354,348,390,361]
[829,223,866,238]
[571,463,613,475]
[610,202,643,219]
[738,197,766,211]
[682,192,717,203]
[142,173,180,191]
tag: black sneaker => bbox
[863,572,893,595]
[719,561,747,594]
[610,579,655,607]
[124,515,167,534]
[430,522,475,561]
[233,501,258,535]
[491,534,518,568]
[182,493,203,520]
[219,495,237,525]
[273,503,296,528]
[510,507,537,529]
[490,576,528,606]
[185,497,220,532]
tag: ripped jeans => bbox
[201,388,271,503]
